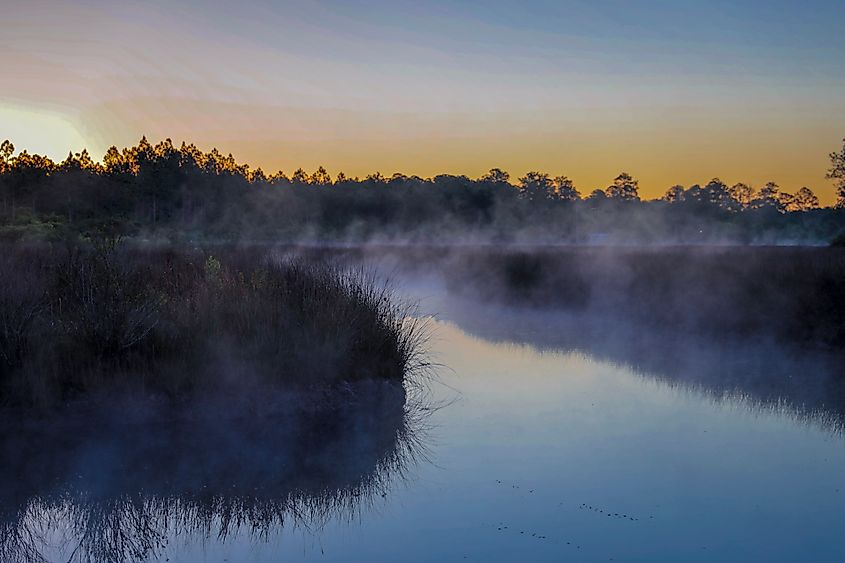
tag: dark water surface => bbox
[3,273,845,562]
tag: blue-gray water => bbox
[6,284,845,563]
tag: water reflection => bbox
[276,244,845,433]
[0,382,427,563]
[429,293,845,435]
[4,254,845,562]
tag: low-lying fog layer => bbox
[303,244,845,348]
[386,245,845,429]
[4,244,845,562]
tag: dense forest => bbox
[1,137,844,244]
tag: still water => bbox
[4,285,845,562]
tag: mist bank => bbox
[440,246,845,348]
[299,242,845,431]
[278,244,845,350]
[2,138,845,246]
[0,243,428,409]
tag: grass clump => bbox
[0,243,427,408]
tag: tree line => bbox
[1,137,844,243]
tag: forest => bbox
[1,137,844,244]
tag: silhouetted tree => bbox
[270,170,290,183]
[606,173,639,201]
[54,150,98,223]
[754,181,783,211]
[310,166,331,186]
[702,178,734,209]
[0,136,843,244]
[0,141,14,170]
[778,191,796,212]
[788,187,820,211]
[481,168,510,184]
[4,150,55,219]
[518,172,554,202]
[663,185,685,203]
[0,141,14,216]
[552,176,580,201]
[250,168,268,183]
[828,138,845,208]
[729,183,753,209]
[103,145,132,176]
[291,168,309,184]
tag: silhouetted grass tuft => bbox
[0,243,428,408]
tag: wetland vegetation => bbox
[0,243,428,408]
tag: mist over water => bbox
[4,0,845,559]
[3,244,845,562]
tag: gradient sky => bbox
[2,0,844,201]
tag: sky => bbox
[1,0,844,202]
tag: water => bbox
[4,282,845,562]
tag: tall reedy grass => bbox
[0,243,429,408]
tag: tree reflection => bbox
[438,295,845,434]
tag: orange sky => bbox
[2,1,844,203]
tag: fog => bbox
[2,242,845,561]
[285,244,845,431]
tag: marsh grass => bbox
[0,243,429,407]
